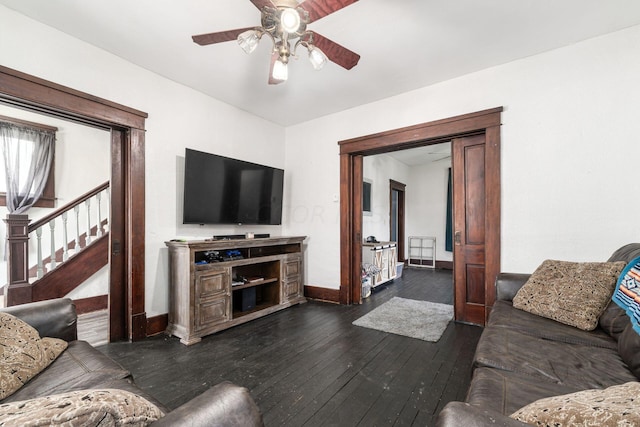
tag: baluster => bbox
[85,199,92,245]
[49,220,57,270]
[96,192,103,237]
[62,211,69,261]
[74,205,81,251]
[36,227,44,279]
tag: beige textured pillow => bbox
[0,388,164,426]
[0,312,68,399]
[511,381,640,425]
[512,259,625,330]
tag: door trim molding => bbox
[0,65,147,341]
[389,180,406,262]
[338,107,502,306]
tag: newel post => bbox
[4,214,32,306]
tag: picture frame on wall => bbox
[363,179,372,215]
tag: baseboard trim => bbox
[304,285,340,303]
[146,313,168,336]
[74,294,108,314]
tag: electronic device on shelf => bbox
[222,249,244,261]
[213,233,271,240]
[183,148,284,225]
[203,250,223,263]
[232,274,246,286]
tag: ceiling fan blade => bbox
[192,27,255,46]
[250,0,276,10]
[299,0,358,22]
[268,51,286,85]
[307,31,360,70]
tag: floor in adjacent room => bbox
[98,267,482,426]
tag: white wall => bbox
[362,154,411,242]
[1,6,285,316]
[285,24,640,288]
[406,159,453,263]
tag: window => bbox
[0,115,56,210]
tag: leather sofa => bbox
[436,243,640,427]
[0,298,264,426]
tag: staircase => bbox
[4,182,110,307]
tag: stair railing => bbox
[4,181,110,306]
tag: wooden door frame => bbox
[0,65,147,341]
[389,180,406,262]
[338,107,502,307]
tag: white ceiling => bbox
[2,0,640,126]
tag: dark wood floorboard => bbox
[98,267,482,426]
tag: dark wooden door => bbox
[453,134,487,324]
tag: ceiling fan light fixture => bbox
[272,58,288,81]
[308,45,327,70]
[238,29,261,54]
[192,0,360,84]
[279,8,301,34]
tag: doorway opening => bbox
[338,108,502,325]
[0,65,147,341]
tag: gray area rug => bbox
[352,297,453,342]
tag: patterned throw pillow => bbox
[0,389,164,426]
[0,312,68,399]
[511,382,640,425]
[512,260,626,331]
[612,256,640,335]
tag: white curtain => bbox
[0,122,55,214]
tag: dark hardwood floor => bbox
[98,267,482,426]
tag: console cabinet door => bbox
[387,246,397,280]
[282,255,302,302]
[194,268,231,330]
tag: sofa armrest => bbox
[436,402,529,427]
[152,382,263,427]
[495,273,531,301]
[0,298,77,342]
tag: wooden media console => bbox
[165,236,306,345]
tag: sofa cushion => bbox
[488,300,617,349]
[3,340,131,403]
[0,388,164,426]
[467,367,581,416]
[0,312,67,400]
[618,323,640,380]
[473,326,637,389]
[512,259,625,330]
[510,381,640,426]
[599,301,630,340]
[608,243,640,263]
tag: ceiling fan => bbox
[192,0,361,84]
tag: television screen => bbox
[183,149,284,225]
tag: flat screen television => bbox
[183,148,284,225]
